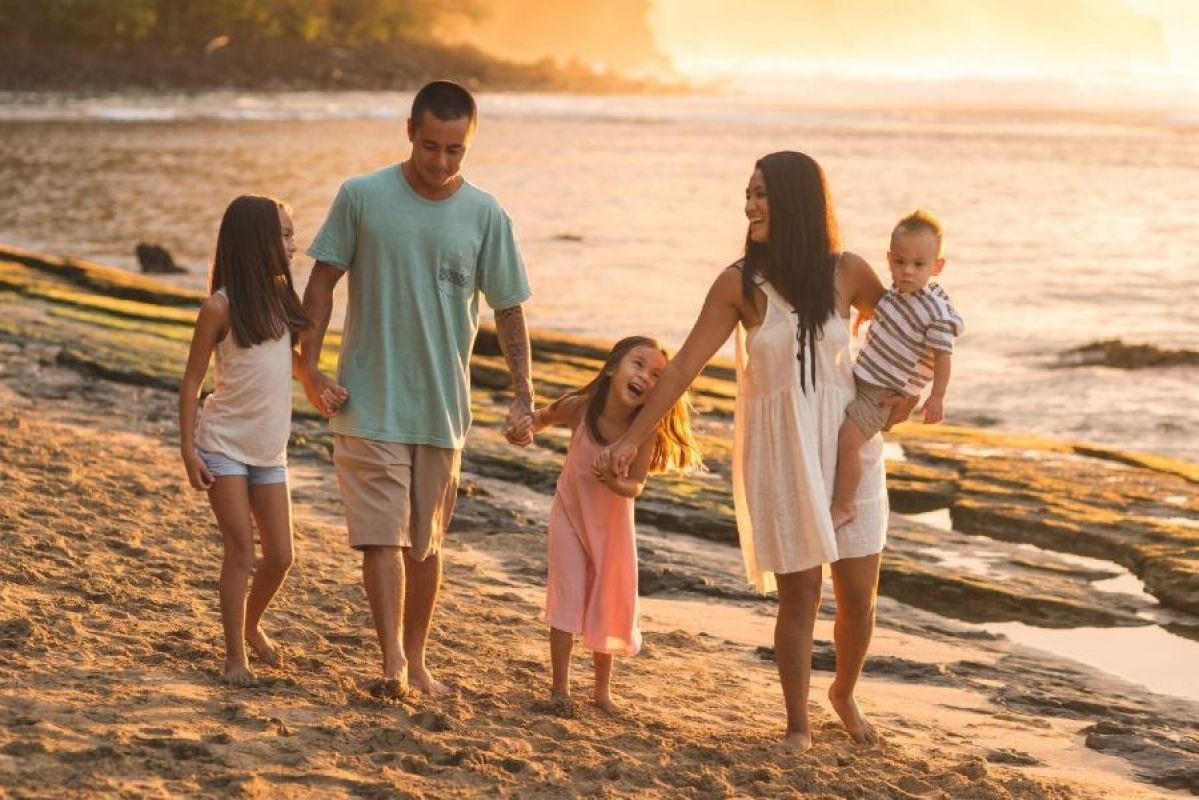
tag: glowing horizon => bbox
[647,0,1199,99]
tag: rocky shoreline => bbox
[2,242,1198,796]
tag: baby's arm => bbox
[530,393,588,433]
[923,351,951,424]
[595,437,654,498]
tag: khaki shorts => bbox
[845,378,905,440]
[333,435,461,561]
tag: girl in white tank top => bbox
[179,195,341,687]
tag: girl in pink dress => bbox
[524,336,702,712]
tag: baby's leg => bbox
[244,480,294,667]
[592,652,617,713]
[831,419,869,529]
[208,477,257,687]
[550,627,575,702]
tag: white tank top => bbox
[195,289,294,466]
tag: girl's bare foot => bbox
[245,627,280,667]
[828,684,879,745]
[779,728,813,752]
[592,693,619,714]
[222,662,257,688]
[830,505,856,530]
[409,666,451,697]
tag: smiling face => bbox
[887,228,944,293]
[406,110,473,199]
[606,344,668,413]
[744,168,769,243]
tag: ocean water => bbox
[1,91,1196,461]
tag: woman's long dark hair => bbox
[741,152,841,391]
[210,195,311,347]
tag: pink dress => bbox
[545,422,642,656]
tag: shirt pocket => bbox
[436,250,477,301]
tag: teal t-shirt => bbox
[308,164,531,449]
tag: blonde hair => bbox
[891,209,945,256]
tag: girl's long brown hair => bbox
[741,151,840,392]
[558,336,703,474]
[210,195,311,347]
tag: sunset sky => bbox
[648,0,1198,92]
[444,0,1199,108]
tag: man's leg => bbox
[363,545,407,694]
[402,549,447,695]
[403,445,460,697]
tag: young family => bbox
[179,81,963,750]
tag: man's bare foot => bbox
[592,694,619,714]
[368,676,409,699]
[245,627,280,667]
[779,728,813,752]
[409,667,452,697]
[830,505,856,530]
[828,684,879,745]
[222,662,257,688]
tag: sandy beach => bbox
[3,247,1197,798]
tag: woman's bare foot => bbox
[245,627,280,667]
[830,505,856,530]
[779,728,813,752]
[409,666,451,697]
[222,661,256,688]
[828,684,879,745]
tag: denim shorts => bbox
[197,448,287,486]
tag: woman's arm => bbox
[596,435,656,498]
[839,251,886,318]
[839,252,918,428]
[178,296,228,490]
[599,267,745,478]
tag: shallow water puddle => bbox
[901,507,1199,702]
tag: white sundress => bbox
[733,276,889,594]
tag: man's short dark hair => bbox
[411,81,477,130]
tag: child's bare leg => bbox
[244,481,294,667]
[831,419,869,529]
[549,627,574,701]
[592,652,617,713]
[208,477,257,687]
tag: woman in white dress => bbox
[596,151,912,750]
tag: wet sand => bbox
[0,350,1187,799]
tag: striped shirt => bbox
[854,282,964,397]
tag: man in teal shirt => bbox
[299,81,534,697]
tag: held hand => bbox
[300,365,347,418]
[182,448,214,491]
[878,392,919,432]
[320,382,349,416]
[505,397,534,447]
[595,439,638,480]
[921,396,945,425]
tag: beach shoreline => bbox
[2,245,1197,797]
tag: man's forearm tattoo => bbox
[495,305,533,403]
